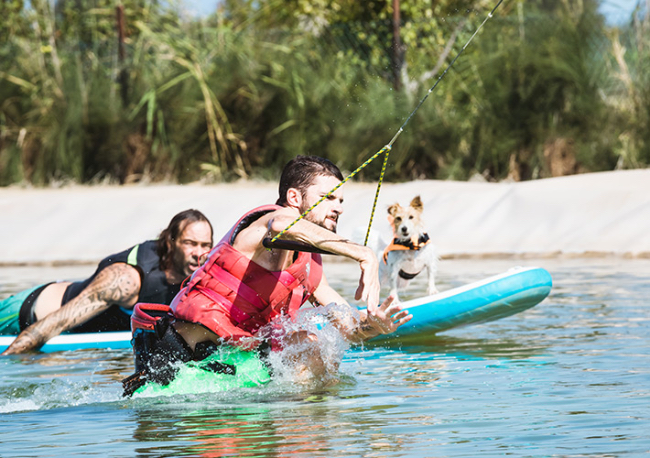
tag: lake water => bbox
[1,258,649,457]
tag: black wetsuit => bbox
[19,240,181,333]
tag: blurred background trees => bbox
[0,0,648,185]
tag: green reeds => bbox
[0,0,648,186]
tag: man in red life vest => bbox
[123,156,412,394]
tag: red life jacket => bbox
[170,205,323,346]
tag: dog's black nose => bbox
[401,227,408,234]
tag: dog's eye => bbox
[409,215,414,219]
[394,217,402,222]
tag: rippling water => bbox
[1,259,649,457]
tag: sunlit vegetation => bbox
[0,0,648,185]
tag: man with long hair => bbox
[1,209,213,355]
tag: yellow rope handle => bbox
[363,147,391,246]
[270,145,392,244]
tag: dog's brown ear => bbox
[410,195,423,211]
[387,203,400,216]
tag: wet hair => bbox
[276,155,344,206]
[157,209,213,271]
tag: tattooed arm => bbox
[1,263,141,355]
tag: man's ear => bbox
[285,187,303,208]
[410,195,423,211]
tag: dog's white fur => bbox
[379,196,439,301]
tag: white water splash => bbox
[0,398,41,413]
[0,377,122,413]
[262,303,358,386]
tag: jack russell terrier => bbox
[380,195,439,301]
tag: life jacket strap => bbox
[131,303,172,332]
[398,269,421,280]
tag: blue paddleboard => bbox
[0,267,551,353]
[369,266,552,344]
[0,331,133,353]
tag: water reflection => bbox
[132,406,284,457]
[1,259,650,457]
[130,383,412,458]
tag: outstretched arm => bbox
[268,211,381,309]
[2,263,141,355]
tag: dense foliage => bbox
[0,0,648,185]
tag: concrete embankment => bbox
[1,169,649,265]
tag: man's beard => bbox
[173,249,195,277]
[303,206,337,233]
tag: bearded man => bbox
[124,156,410,394]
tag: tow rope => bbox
[264,0,504,253]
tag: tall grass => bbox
[0,0,648,186]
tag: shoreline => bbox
[2,169,649,264]
[3,250,650,268]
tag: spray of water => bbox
[263,303,358,386]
